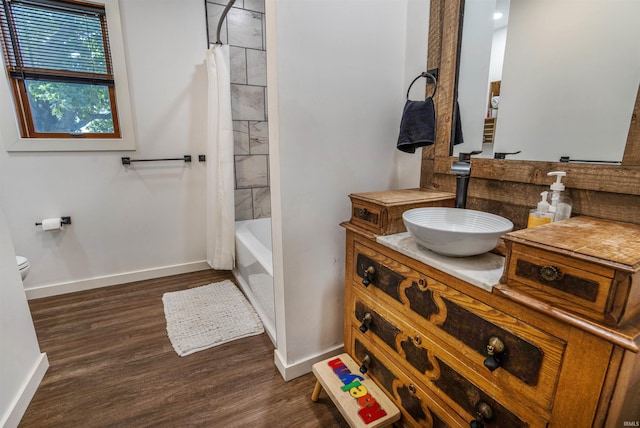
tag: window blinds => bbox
[0,0,113,85]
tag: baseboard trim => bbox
[273,344,344,381]
[24,261,211,300]
[1,352,48,428]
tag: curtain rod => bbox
[216,0,236,44]
[204,0,237,46]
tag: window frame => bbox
[0,0,136,152]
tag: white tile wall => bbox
[235,155,268,188]
[252,187,271,218]
[249,121,268,154]
[229,46,247,84]
[234,188,253,220]
[243,0,264,14]
[246,49,266,86]
[233,120,250,154]
[231,85,265,121]
[228,8,263,49]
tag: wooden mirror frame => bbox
[420,0,640,229]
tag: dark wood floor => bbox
[21,269,348,427]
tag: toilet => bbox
[16,256,30,280]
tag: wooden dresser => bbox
[341,191,640,427]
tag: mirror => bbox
[453,0,640,163]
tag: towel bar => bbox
[559,156,621,164]
[122,155,191,165]
[406,69,438,100]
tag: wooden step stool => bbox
[311,353,400,428]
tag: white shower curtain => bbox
[206,44,235,270]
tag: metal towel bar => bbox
[121,155,206,165]
[559,156,621,164]
[122,155,191,165]
[406,69,438,100]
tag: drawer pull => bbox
[412,335,422,345]
[540,265,562,281]
[359,313,372,333]
[469,402,494,428]
[408,384,417,394]
[359,355,371,374]
[418,277,427,290]
[362,266,375,287]
[483,336,505,372]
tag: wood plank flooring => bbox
[21,269,348,427]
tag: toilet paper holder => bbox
[35,216,72,227]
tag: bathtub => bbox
[233,218,276,345]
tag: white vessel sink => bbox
[402,208,514,257]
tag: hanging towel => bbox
[397,97,436,153]
[453,100,464,145]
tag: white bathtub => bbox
[233,218,275,345]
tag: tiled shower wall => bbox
[206,0,270,220]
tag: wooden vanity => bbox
[341,190,640,427]
[343,1,640,425]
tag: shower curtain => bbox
[206,44,235,270]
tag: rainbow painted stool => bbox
[311,353,400,428]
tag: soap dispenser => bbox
[547,171,573,222]
[527,191,553,228]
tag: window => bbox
[0,0,135,151]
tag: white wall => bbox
[494,0,640,162]
[267,0,429,379]
[0,202,48,427]
[489,27,507,83]
[0,0,210,297]
[454,0,495,157]
[395,0,431,186]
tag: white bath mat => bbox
[162,280,264,356]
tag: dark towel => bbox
[453,100,464,145]
[396,97,435,153]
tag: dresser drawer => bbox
[348,189,455,235]
[506,243,620,324]
[349,337,466,428]
[352,336,549,428]
[502,218,640,327]
[349,292,549,426]
[352,241,566,412]
[351,201,385,234]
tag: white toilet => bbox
[16,256,30,280]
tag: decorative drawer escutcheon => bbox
[405,280,440,321]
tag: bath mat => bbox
[162,280,264,356]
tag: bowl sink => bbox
[402,208,514,257]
